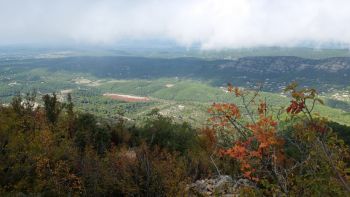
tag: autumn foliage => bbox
[208,83,350,195]
[209,92,284,182]
[0,83,350,196]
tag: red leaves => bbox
[285,82,323,116]
[286,100,305,114]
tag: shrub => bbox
[208,83,350,196]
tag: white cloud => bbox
[1,0,350,49]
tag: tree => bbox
[10,91,39,132]
[74,113,110,154]
[42,93,63,127]
[65,93,76,138]
[135,109,198,154]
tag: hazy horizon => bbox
[1,0,350,49]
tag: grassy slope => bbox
[1,67,349,126]
[97,78,350,126]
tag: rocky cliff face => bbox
[218,56,350,73]
[187,175,255,196]
[215,56,350,91]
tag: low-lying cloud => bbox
[1,0,350,49]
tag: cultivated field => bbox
[103,93,151,102]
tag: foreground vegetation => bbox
[0,83,349,196]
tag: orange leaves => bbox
[247,115,283,159]
[209,103,241,119]
[208,103,241,127]
[223,143,248,159]
[209,83,297,182]
[212,84,284,182]
[208,83,350,193]
[221,143,255,179]
[220,115,284,181]
[246,115,281,159]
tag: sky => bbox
[1,0,350,49]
